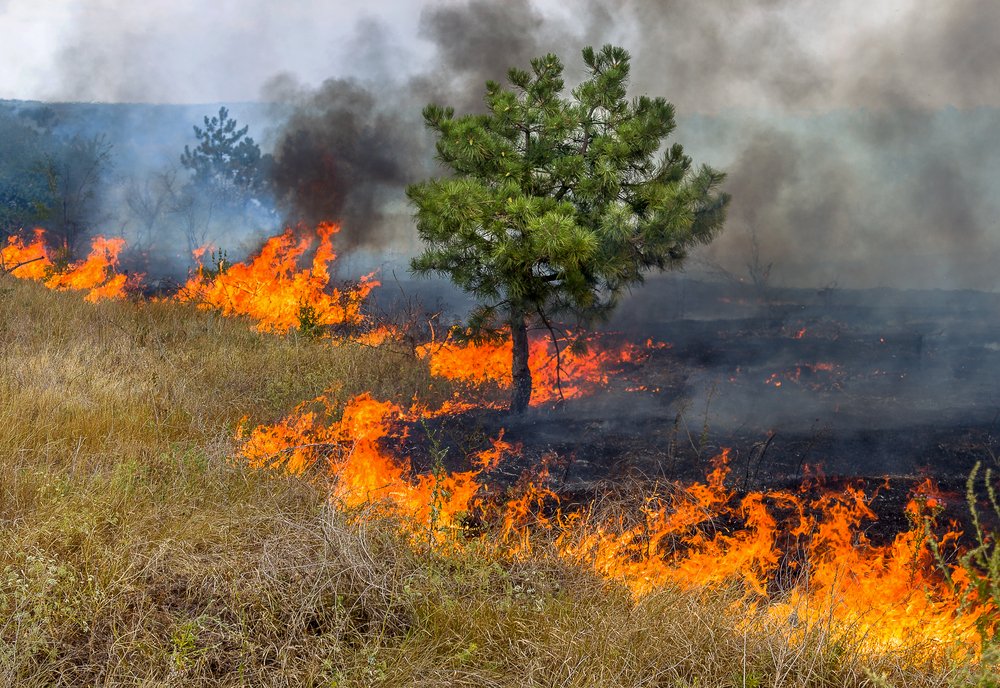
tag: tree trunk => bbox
[509,307,532,413]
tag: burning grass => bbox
[416,330,650,405]
[1,230,131,302]
[178,222,378,334]
[1,234,998,685]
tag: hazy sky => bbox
[0,0,425,103]
[2,0,997,113]
[3,0,999,289]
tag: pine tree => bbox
[180,106,267,202]
[177,107,273,253]
[408,45,730,412]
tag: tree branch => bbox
[535,304,566,404]
[0,255,45,276]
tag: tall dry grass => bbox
[1,276,995,687]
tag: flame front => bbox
[2,230,129,302]
[557,455,991,657]
[418,332,647,405]
[179,222,377,333]
[1,229,51,279]
[45,236,128,303]
[239,392,488,545]
[237,395,995,659]
[7,221,994,662]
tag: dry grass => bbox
[0,277,444,455]
[1,276,996,687]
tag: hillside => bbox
[1,264,996,686]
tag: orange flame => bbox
[417,333,647,405]
[1,229,52,279]
[554,454,992,657]
[45,236,129,303]
[472,429,514,471]
[179,222,378,333]
[237,395,996,659]
[8,219,993,661]
[239,393,486,545]
[3,230,130,302]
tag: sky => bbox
[0,1,421,103]
[2,0,999,290]
[2,0,997,113]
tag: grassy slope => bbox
[0,277,994,687]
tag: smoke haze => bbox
[2,0,999,289]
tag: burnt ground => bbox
[398,277,1000,541]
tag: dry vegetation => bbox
[0,276,996,687]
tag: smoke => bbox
[265,0,569,251]
[595,0,1000,290]
[589,0,1000,114]
[413,0,571,112]
[265,74,423,251]
[694,108,1000,290]
[259,0,1000,289]
[8,0,1000,288]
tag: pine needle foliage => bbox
[180,106,268,199]
[408,45,730,411]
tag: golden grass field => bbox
[1,276,997,687]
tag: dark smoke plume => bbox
[266,75,423,250]
[37,0,1000,289]
[263,0,1000,289]
[266,0,571,251]
[412,0,571,112]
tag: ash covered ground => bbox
[390,276,1000,536]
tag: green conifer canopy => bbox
[408,44,729,410]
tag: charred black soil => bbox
[399,278,1000,541]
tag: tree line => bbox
[0,104,272,262]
